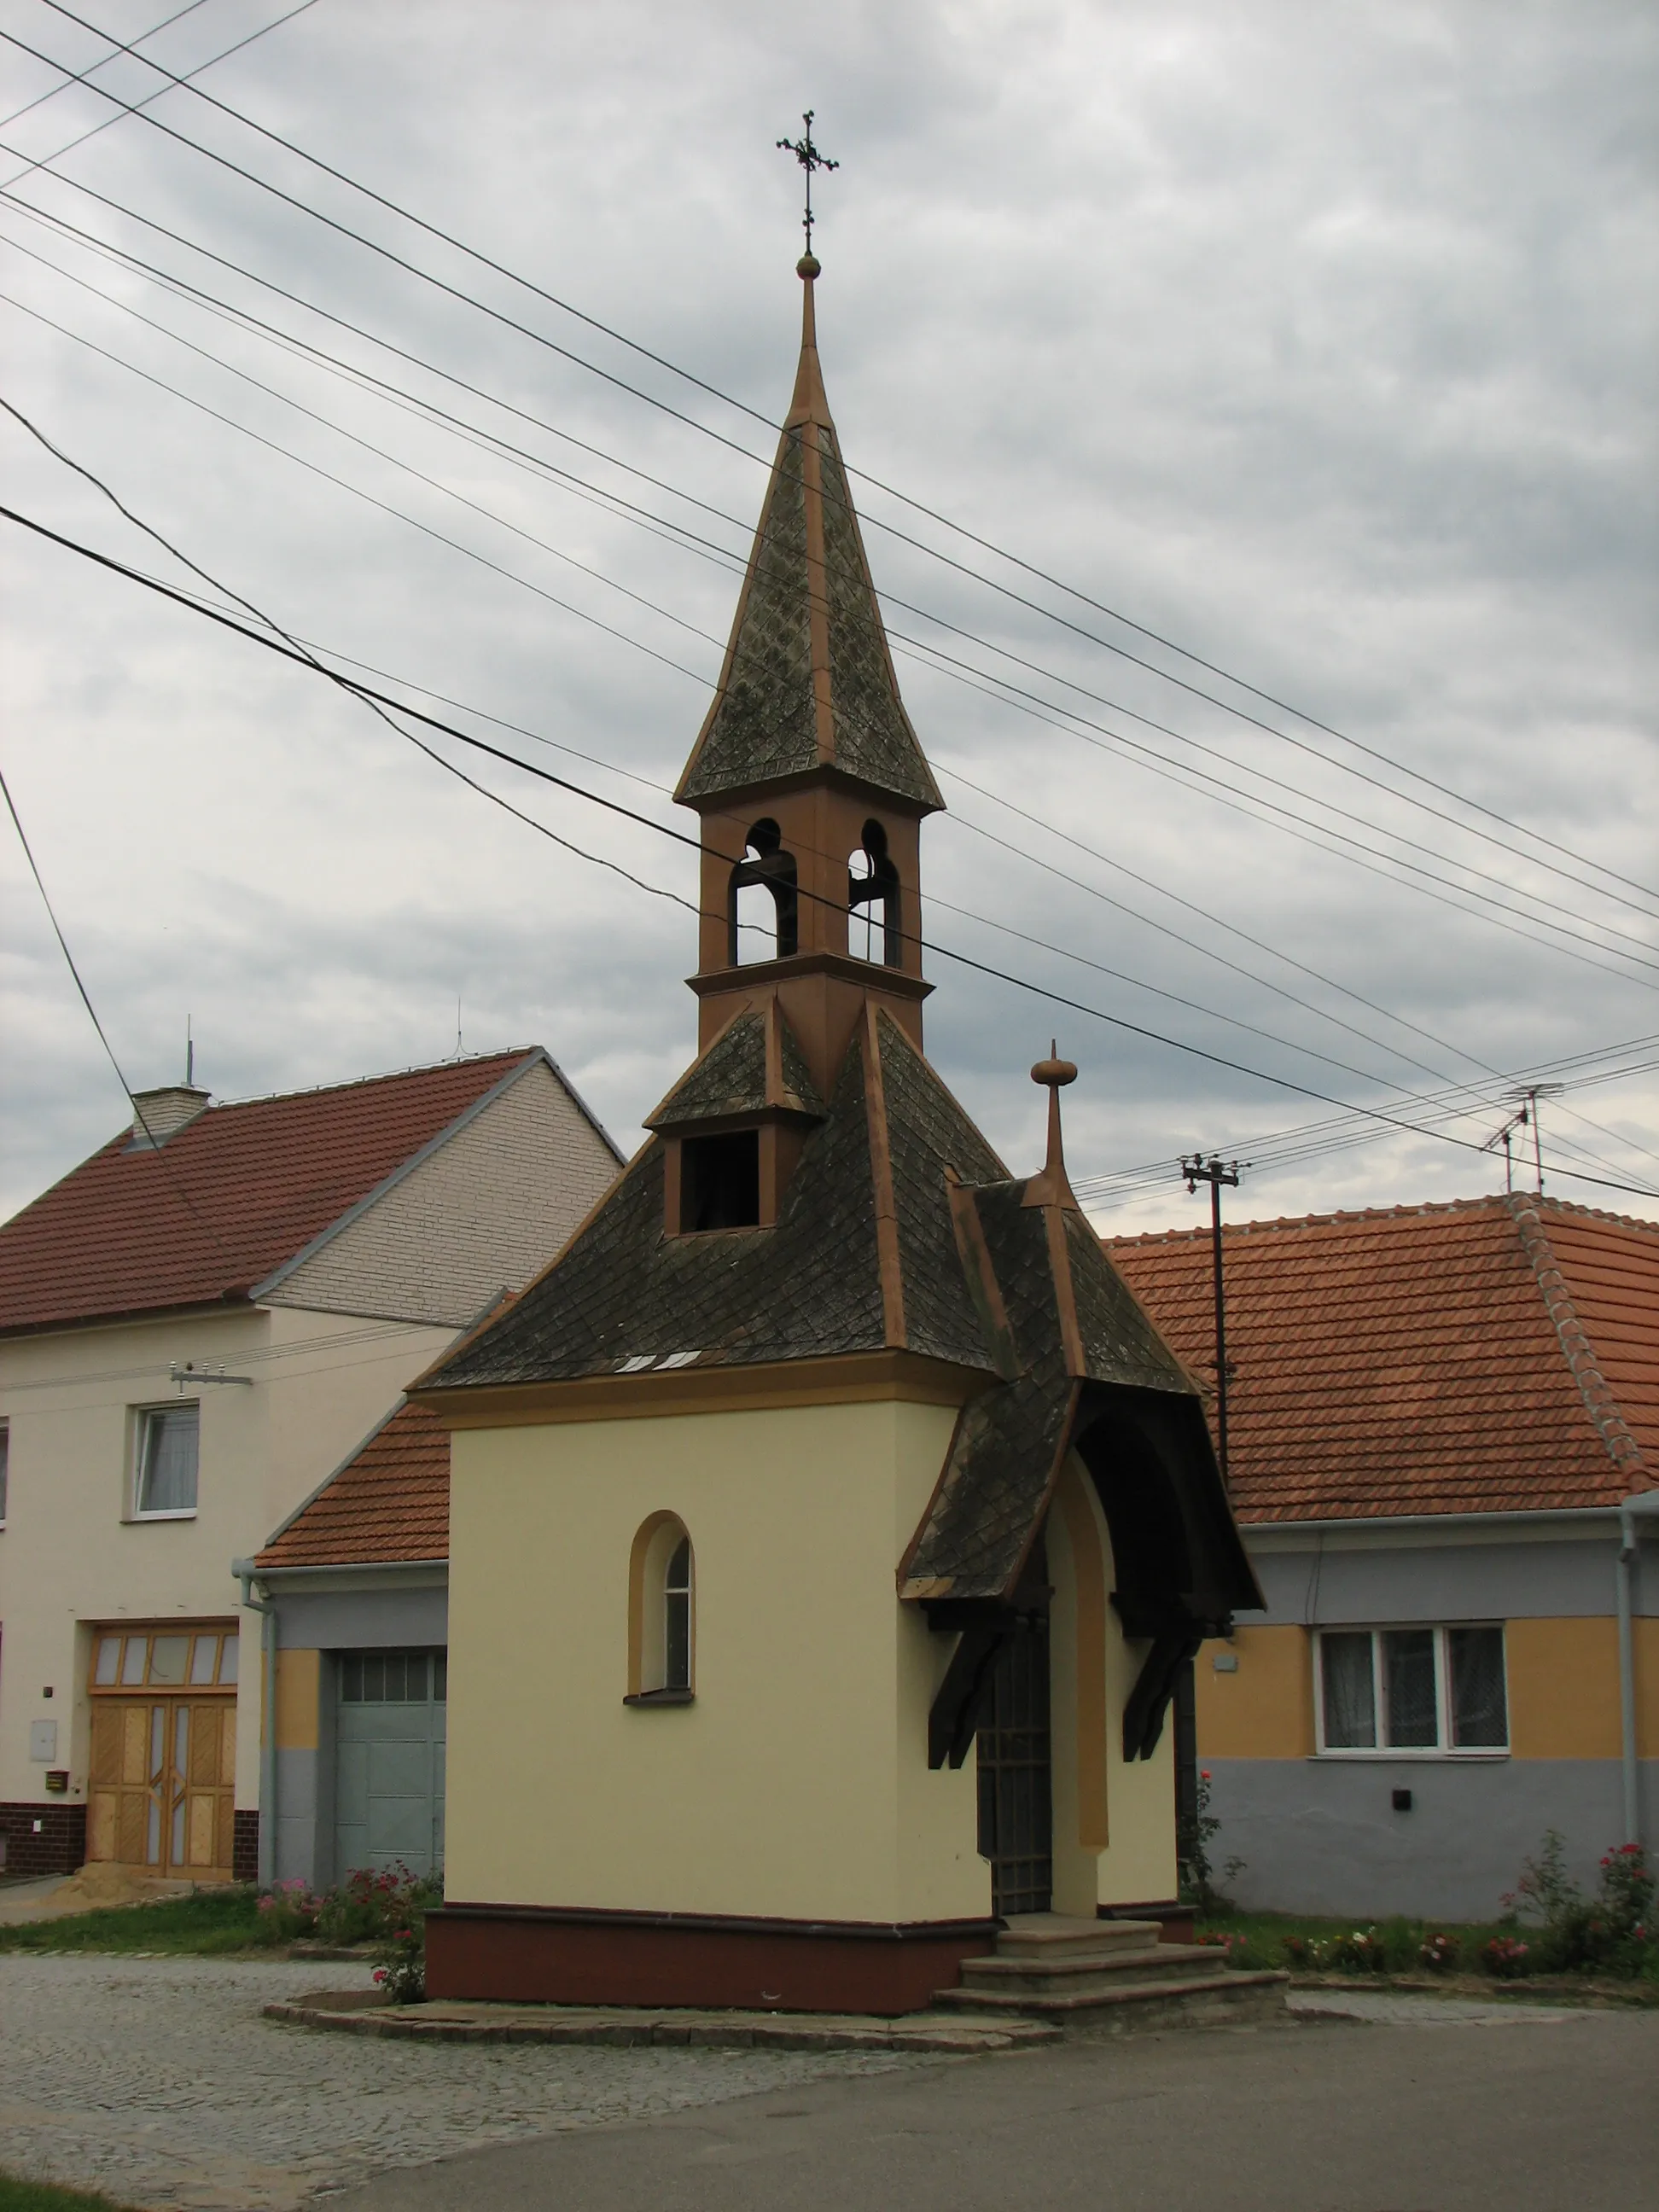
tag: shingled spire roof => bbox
[674,259,944,812]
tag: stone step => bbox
[960,1944,1224,1998]
[932,1968,1290,2034]
[992,1912,1162,1961]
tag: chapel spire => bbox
[673,258,944,812]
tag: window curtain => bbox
[1321,1632,1377,1747]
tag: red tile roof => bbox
[256,1400,448,1569]
[0,1052,534,1336]
[1109,1195,1658,1522]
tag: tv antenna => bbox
[1502,1083,1565,1192]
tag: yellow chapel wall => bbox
[1045,1453,1179,1912]
[445,1396,988,1925]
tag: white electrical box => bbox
[29,1720,58,1762]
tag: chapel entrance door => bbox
[976,1610,1053,1918]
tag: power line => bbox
[0,751,245,1262]
[4,236,1653,1001]
[12,9,1656,918]
[7,487,1656,1205]
[1,1,320,190]
[0,0,210,129]
[13,494,1650,1201]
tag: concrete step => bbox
[932,1968,1290,2035]
[993,1912,1162,1961]
[959,1944,1225,1998]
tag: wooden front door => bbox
[85,1623,240,1878]
[88,1700,237,1877]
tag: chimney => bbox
[129,1086,211,1148]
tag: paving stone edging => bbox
[264,1995,1059,2054]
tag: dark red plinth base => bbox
[1100,1900,1195,1944]
[426,1903,1000,2017]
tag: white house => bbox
[0,1049,618,1883]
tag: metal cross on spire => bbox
[777,109,838,259]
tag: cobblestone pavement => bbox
[0,1956,936,2210]
[1289,1987,1587,2025]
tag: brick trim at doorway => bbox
[233,1810,259,1885]
[0,1801,87,1878]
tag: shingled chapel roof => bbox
[419,1008,1237,1606]
[674,262,944,813]
[418,257,1256,1645]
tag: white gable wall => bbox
[266,1060,618,1329]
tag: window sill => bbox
[623,1688,695,1708]
[128,1509,198,1523]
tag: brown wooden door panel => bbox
[83,1696,237,1877]
[87,1793,117,1861]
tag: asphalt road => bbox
[325,2006,1659,2212]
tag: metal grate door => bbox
[976,1614,1053,1917]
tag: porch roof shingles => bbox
[0,1051,534,1335]
[1109,1195,1659,1522]
[256,1401,449,1569]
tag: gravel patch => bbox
[0,1954,936,2209]
[1289,1988,1587,2026]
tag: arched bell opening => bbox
[847,818,901,968]
[728,818,799,965]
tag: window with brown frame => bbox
[90,1626,240,1694]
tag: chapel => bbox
[414,252,1261,2015]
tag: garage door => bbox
[335,1649,445,1880]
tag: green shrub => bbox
[1482,1935,1532,1979]
[253,1878,320,1944]
[0,2173,147,2210]
[1177,1769,1245,1915]
[313,1864,440,1947]
[1505,1834,1656,1978]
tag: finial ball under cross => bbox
[1031,1040,1077,1089]
[777,108,838,260]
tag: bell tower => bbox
[674,253,945,1105]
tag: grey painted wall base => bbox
[1206,1756,1659,1923]
[274,1745,320,1888]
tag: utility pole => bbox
[1182,1154,1242,1485]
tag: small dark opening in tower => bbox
[848,818,901,968]
[680,1130,760,1231]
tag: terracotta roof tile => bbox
[256,1401,448,1569]
[0,1052,534,1335]
[1108,1195,1659,1522]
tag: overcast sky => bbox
[2,0,1655,1238]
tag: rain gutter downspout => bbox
[1615,1493,1659,1848]
[233,1558,277,1889]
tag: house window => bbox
[340,1650,444,1702]
[1316,1626,1508,1755]
[0,1419,9,1525]
[133,1404,200,1517]
[90,1627,238,1691]
[664,1537,693,1691]
[626,1514,695,1704]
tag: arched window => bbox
[728,819,799,966]
[847,819,901,968]
[626,1513,696,1703]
